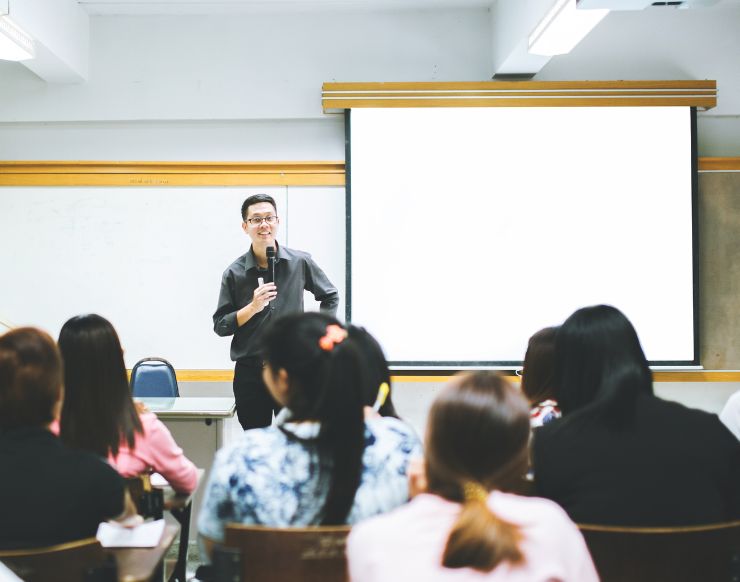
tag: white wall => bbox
[0,9,492,123]
[0,7,738,155]
[0,9,491,160]
[0,119,345,160]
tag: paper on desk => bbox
[149,472,168,488]
[96,519,165,548]
[0,561,24,582]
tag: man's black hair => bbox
[241,194,277,221]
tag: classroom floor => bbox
[165,540,202,581]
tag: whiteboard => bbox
[0,186,345,369]
[349,107,696,365]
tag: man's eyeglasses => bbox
[246,215,279,226]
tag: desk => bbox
[110,523,179,582]
[158,469,205,582]
[135,397,236,465]
[137,396,235,425]
[0,525,179,582]
[136,397,239,566]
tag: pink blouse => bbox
[347,492,598,582]
[50,412,197,493]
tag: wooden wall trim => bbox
[0,161,346,187]
[698,157,740,172]
[322,81,717,112]
[170,370,740,382]
[1,158,737,186]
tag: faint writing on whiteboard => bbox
[129,177,170,185]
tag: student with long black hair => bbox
[533,304,740,526]
[347,372,597,582]
[56,314,197,493]
[197,312,421,552]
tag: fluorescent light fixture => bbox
[529,0,609,56]
[0,9,35,61]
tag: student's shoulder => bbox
[350,494,424,539]
[650,396,731,435]
[215,426,287,463]
[493,490,572,524]
[368,416,418,441]
[137,411,174,440]
[60,445,123,485]
[366,417,422,457]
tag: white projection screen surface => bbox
[348,107,697,367]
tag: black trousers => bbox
[233,359,281,430]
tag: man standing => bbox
[213,194,339,429]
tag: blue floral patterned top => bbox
[197,411,422,542]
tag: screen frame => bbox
[345,107,700,369]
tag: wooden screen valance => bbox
[0,161,345,187]
[322,80,717,112]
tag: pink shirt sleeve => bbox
[117,412,198,493]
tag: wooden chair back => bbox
[0,537,106,582]
[223,524,351,582]
[579,520,740,582]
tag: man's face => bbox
[242,201,279,248]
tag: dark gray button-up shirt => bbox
[213,244,339,362]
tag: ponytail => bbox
[442,483,523,571]
[424,372,531,573]
[317,334,365,524]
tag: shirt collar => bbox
[244,241,291,271]
[276,408,321,439]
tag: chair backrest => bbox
[0,537,107,582]
[125,474,164,520]
[130,357,179,397]
[223,524,351,582]
[579,520,740,582]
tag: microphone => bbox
[266,246,276,284]
[266,246,276,310]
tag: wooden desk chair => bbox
[0,537,108,582]
[579,520,740,582]
[221,524,352,582]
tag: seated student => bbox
[347,371,598,582]
[533,305,740,526]
[197,313,421,554]
[520,326,561,428]
[0,327,134,549]
[55,314,197,493]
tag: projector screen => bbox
[347,106,697,367]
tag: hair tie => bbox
[463,481,489,504]
[318,324,348,351]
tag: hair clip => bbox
[463,481,489,504]
[318,324,348,351]
[372,382,390,412]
